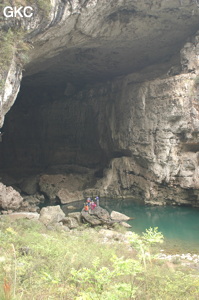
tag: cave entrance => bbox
[0,80,109,183]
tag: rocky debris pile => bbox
[0,177,133,229]
[39,206,65,226]
[0,179,131,230]
[0,179,45,213]
[81,206,132,228]
[0,172,99,213]
[38,173,92,204]
[0,182,23,211]
[36,205,130,231]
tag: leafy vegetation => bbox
[0,218,199,299]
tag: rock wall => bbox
[93,35,199,205]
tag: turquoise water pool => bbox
[106,200,199,253]
[62,199,199,253]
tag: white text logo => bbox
[3,6,34,18]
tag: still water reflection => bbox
[106,200,199,253]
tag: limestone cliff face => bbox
[91,35,199,205]
[0,1,199,208]
[95,51,199,205]
[0,0,65,127]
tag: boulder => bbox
[110,211,131,221]
[120,222,132,228]
[19,195,43,213]
[81,210,103,226]
[90,206,110,221]
[81,206,132,228]
[19,176,39,195]
[0,182,23,210]
[61,217,79,229]
[39,205,65,226]
[68,212,82,224]
[81,206,114,226]
[39,174,85,203]
[57,188,83,204]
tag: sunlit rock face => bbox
[25,0,199,86]
[0,1,199,207]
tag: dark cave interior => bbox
[0,82,111,179]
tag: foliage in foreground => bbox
[0,218,199,300]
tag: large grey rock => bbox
[0,183,23,210]
[81,206,114,226]
[20,176,39,195]
[57,188,83,204]
[39,174,85,203]
[110,211,131,221]
[19,194,44,212]
[39,205,65,226]
[120,222,132,228]
[90,206,110,221]
[81,210,103,226]
[61,217,79,229]
[68,212,82,224]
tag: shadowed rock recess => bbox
[1,0,199,210]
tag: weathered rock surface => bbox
[19,176,39,195]
[81,210,103,226]
[25,0,199,86]
[81,206,130,227]
[57,189,83,204]
[111,211,131,221]
[39,205,65,226]
[0,182,23,210]
[120,222,132,228]
[39,174,88,203]
[61,216,79,229]
[20,195,43,212]
[0,59,22,128]
[68,212,82,224]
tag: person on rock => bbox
[86,198,91,211]
[95,196,99,206]
[90,200,97,210]
[84,203,89,212]
[86,198,91,206]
